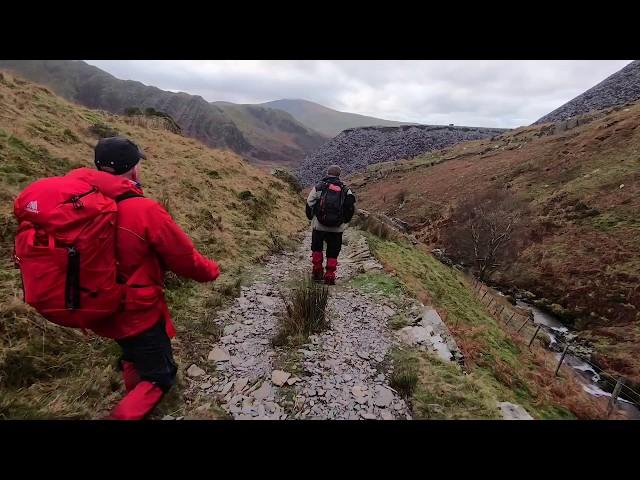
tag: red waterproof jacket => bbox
[66,168,220,339]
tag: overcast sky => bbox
[85,60,632,128]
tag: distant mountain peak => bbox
[261,98,416,137]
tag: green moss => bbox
[350,272,404,298]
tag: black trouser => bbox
[116,319,178,393]
[311,229,343,258]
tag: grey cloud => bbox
[85,60,633,128]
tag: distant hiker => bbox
[306,165,356,285]
[13,136,220,420]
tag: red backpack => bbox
[13,175,138,329]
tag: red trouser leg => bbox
[108,381,164,420]
[311,251,324,281]
[324,258,338,285]
[122,361,141,393]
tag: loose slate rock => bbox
[382,306,396,316]
[498,402,534,420]
[208,347,231,363]
[223,324,240,336]
[187,364,205,377]
[271,370,291,386]
[252,382,272,401]
[380,410,395,421]
[373,386,394,408]
[286,376,300,385]
[234,377,249,394]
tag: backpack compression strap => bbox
[115,192,144,203]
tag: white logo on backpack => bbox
[25,200,39,214]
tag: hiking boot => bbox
[311,251,324,282]
[324,258,338,285]
[107,381,164,420]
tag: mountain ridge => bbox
[261,98,415,137]
[0,60,327,168]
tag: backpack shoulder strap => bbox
[115,192,144,203]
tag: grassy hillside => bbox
[215,102,328,168]
[0,71,307,419]
[262,99,415,137]
[0,60,326,169]
[350,102,640,385]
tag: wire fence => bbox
[470,278,640,412]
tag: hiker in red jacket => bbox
[84,137,220,419]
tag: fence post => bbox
[486,297,494,308]
[498,306,505,319]
[528,325,542,348]
[505,313,516,326]
[554,342,570,376]
[517,317,529,333]
[607,377,625,418]
[480,291,488,301]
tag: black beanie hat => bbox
[94,136,146,174]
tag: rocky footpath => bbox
[296,124,506,186]
[534,60,640,124]
[181,229,467,420]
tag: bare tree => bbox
[468,204,520,281]
[441,188,526,281]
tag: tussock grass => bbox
[389,348,419,398]
[273,275,330,347]
[388,314,412,330]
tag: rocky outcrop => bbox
[296,124,507,185]
[534,60,640,125]
[498,402,534,420]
